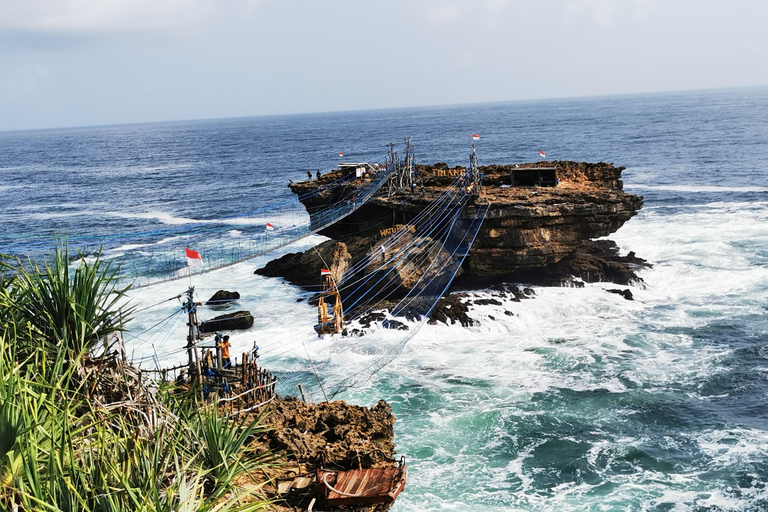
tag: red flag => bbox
[185,247,204,267]
[266,222,275,231]
[539,150,546,158]
[472,134,480,140]
[339,152,344,157]
[320,268,331,276]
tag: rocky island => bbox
[258,160,647,306]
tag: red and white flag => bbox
[339,152,344,157]
[539,150,546,158]
[185,247,204,267]
[472,134,480,140]
[320,268,332,276]
[266,223,275,231]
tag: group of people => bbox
[307,170,322,181]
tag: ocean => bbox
[2,86,768,511]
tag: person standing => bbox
[307,170,312,181]
[218,335,232,368]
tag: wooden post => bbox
[194,344,202,386]
[298,383,309,403]
[118,332,127,363]
[185,287,200,383]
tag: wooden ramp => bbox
[316,466,407,507]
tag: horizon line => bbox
[2,83,766,135]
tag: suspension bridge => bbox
[52,138,491,401]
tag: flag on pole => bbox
[266,223,275,231]
[185,247,204,267]
[472,134,480,140]
[539,150,546,158]
[320,268,332,276]
[339,152,344,157]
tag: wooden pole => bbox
[118,332,127,363]
[185,287,196,377]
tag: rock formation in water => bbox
[257,161,646,297]
[205,289,240,305]
[199,310,254,333]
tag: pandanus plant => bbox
[0,244,274,511]
[1,240,134,362]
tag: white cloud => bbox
[565,0,618,27]
[633,0,658,16]
[3,64,51,92]
[424,2,463,25]
[0,0,262,35]
[564,0,659,26]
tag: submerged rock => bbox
[428,294,474,327]
[607,288,635,300]
[474,298,503,306]
[382,319,408,330]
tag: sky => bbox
[1,0,766,131]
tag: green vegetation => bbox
[0,244,273,511]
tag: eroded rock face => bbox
[245,397,400,512]
[428,294,474,327]
[256,241,352,286]
[491,240,651,287]
[469,185,642,275]
[258,397,396,469]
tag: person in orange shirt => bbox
[218,335,232,368]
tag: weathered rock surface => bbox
[199,310,254,333]
[206,289,240,305]
[479,239,652,288]
[257,397,396,468]
[424,286,534,327]
[244,397,399,511]
[256,241,351,286]
[428,294,474,327]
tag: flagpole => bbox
[187,247,192,287]
[185,246,204,288]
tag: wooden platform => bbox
[316,466,407,507]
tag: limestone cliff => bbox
[258,161,644,293]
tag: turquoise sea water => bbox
[2,87,768,510]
